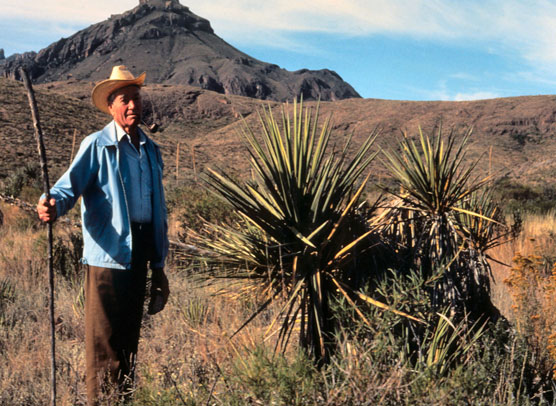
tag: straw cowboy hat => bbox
[91,65,146,114]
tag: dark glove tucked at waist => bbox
[148,268,170,315]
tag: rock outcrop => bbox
[0,0,360,101]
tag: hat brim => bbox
[91,72,146,114]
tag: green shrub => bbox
[323,269,556,405]
[52,231,83,282]
[167,185,234,240]
[0,163,41,198]
[1,171,26,198]
[492,177,556,214]
[225,347,317,406]
[170,269,555,405]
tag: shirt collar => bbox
[114,121,146,145]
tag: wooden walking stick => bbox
[20,68,57,406]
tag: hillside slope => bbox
[2,77,556,192]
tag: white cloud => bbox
[3,0,556,94]
[423,79,501,101]
[451,91,501,101]
[194,0,556,87]
[3,0,556,66]
[427,89,502,101]
[449,73,480,82]
[0,0,136,24]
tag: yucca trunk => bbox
[303,269,333,364]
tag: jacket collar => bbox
[114,122,147,145]
[96,120,158,151]
[96,121,119,147]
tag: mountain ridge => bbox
[0,0,360,101]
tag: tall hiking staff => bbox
[20,68,57,406]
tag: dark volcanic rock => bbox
[0,0,360,101]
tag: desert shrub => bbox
[320,269,555,405]
[167,184,235,240]
[1,171,26,198]
[31,229,84,281]
[493,177,556,214]
[224,346,317,406]
[175,269,555,406]
[0,163,41,199]
[52,231,83,281]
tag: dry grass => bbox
[489,210,556,319]
[0,201,279,405]
[1,201,555,405]
[0,202,86,404]
[489,210,556,380]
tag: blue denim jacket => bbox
[47,121,168,270]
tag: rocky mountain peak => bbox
[106,0,214,36]
[139,0,181,9]
[0,1,360,101]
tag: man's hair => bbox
[107,85,141,106]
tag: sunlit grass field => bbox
[1,196,555,405]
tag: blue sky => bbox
[2,0,556,101]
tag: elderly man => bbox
[37,65,170,404]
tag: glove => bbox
[148,268,170,315]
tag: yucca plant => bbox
[382,127,503,320]
[191,100,379,363]
[456,189,507,251]
[420,312,486,376]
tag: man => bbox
[37,65,170,404]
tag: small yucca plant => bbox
[192,100,379,363]
[382,127,503,320]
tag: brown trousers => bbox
[85,224,152,405]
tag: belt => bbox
[130,222,154,263]
[131,222,153,233]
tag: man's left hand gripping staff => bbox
[37,197,57,223]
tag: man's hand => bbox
[148,268,170,315]
[37,197,57,223]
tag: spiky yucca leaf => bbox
[421,313,487,376]
[194,100,379,362]
[455,189,505,251]
[383,127,490,215]
[381,128,503,320]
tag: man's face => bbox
[108,86,142,130]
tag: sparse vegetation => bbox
[180,103,553,403]
[1,190,556,405]
[493,177,556,214]
[166,184,235,241]
[1,96,555,404]
[0,162,41,200]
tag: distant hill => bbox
[2,76,556,197]
[0,0,359,102]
